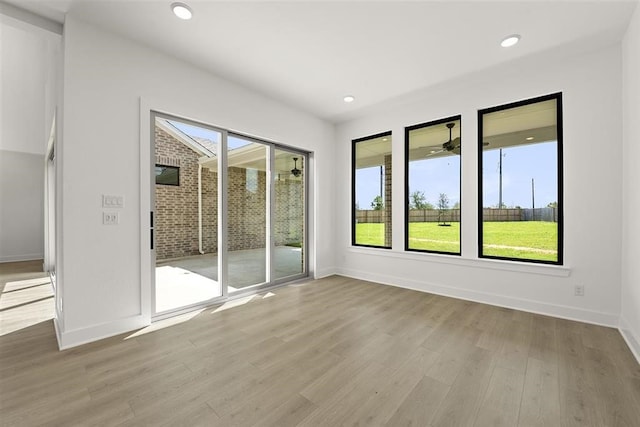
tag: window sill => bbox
[347,246,571,277]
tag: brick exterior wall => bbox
[275,177,304,246]
[155,126,304,260]
[227,166,267,251]
[155,127,217,261]
[384,154,392,247]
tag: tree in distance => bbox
[437,193,450,226]
[437,193,450,211]
[409,190,434,210]
[371,195,384,210]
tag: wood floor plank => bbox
[528,315,559,365]
[558,387,598,427]
[495,318,531,373]
[430,347,495,427]
[517,357,561,426]
[339,346,440,426]
[251,393,317,427]
[214,346,340,424]
[1,263,639,427]
[300,356,378,405]
[583,346,640,426]
[2,386,92,426]
[474,366,525,427]
[50,399,136,427]
[426,350,467,386]
[297,360,389,426]
[385,375,451,426]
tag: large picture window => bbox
[352,132,392,248]
[478,93,563,264]
[405,116,461,254]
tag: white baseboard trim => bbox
[619,316,640,364]
[57,315,150,350]
[0,253,44,263]
[337,267,619,328]
[314,266,337,280]
[53,316,63,347]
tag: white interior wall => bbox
[0,22,46,154]
[58,17,335,348]
[621,3,640,361]
[0,19,58,262]
[335,44,623,327]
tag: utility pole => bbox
[531,178,535,209]
[498,148,503,209]
[531,178,535,221]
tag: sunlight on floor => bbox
[125,308,206,339]
[155,265,222,313]
[0,276,54,336]
[210,291,277,313]
[126,290,278,339]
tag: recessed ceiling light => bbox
[171,2,192,20]
[500,34,520,48]
[526,136,534,141]
[343,95,355,103]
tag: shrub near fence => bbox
[356,207,558,223]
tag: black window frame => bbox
[405,115,462,256]
[477,92,564,265]
[352,131,393,249]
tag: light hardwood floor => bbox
[1,261,639,426]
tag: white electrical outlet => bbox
[574,285,585,296]
[103,211,119,225]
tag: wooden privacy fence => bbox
[483,207,558,222]
[355,209,386,223]
[406,209,460,223]
[356,207,558,223]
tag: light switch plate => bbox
[102,195,124,208]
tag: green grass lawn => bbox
[356,221,558,261]
[408,222,460,253]
[482,221,558,261]
[355,223,387,246]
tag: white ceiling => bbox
[5,0,638,123]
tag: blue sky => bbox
[168,120,251,150]
[356,141,558,210]
[483,142,557,208]
[169,119,557,210]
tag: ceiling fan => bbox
[291,157,301,177]
[426,122,461,156]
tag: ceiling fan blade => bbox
[425,149,446,156]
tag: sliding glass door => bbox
[152,114,222,313]
[274,148,305,280]
[151,112,307,316]
[226,135,269,291]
